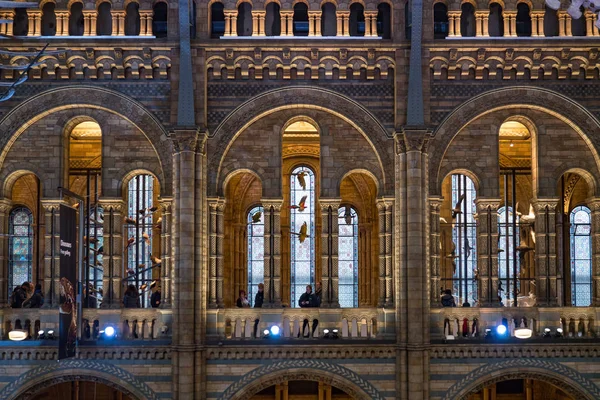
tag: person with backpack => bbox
[10,282,28,308]
[441,289,457,307]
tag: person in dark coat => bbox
[151,287,161,308]
[123,284,140,308]
[236,290,250,308]
[11,282,28,308]
[254,283,264,308]
[313,282,322,307]
[441,289,457,307]
[298,285,315,308]
[24,283,44,308]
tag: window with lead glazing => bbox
[570,205,592,306]
[247,205,264,306]
[86,206,104,307]
[451,174,477,306]
[498,206,519,306]
[8,207,33,296]
[338,206,358,308]
[290,166,315,307]
[127,174,154,307]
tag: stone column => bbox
[336,11,343,36]
[448,11,460,37]
[98,199,124,308]
[429,197,442,307]
[90,12,97,36]
[506,12,517,36]
[586,11,598,36]
[475,198,501,306]
[262,199,283,307]
[558,11,566,36]
[41,200,62,307]
[564,12,573,36]
[589,199,600,306]
[55,11,67,36]
[159,197,173,307]
[502,12,511,36]
[0,199,11,306]
[308,11,317,36]
[533,198,559,306]
[475,11,486,37]
[280,11,292,36]
[483,13,490,36]
[118,11,126,35]
[376,198,393,307]
[286,12,293,36]
[365,11,378,37]
[1,12,14,35]
[139,11,151,36]
[208,198,225,308]
[27,10,41,36]
[531,11,543,36]
[320,199,341,308]
[315,13,322,36]
[251,11,259,36]
[254,11,265,36]
[343,12,350,36]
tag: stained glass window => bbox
[127,174,154,307]
[8,207,33,297]
[451,174,477,306]
[86,206,103,308]
[338,206,358,308]
[247,205,264,306]
[570,206,592,306]
[290,166,315,307]
[498,206,519,306]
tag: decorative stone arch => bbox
[0,86,172,196]
[440,168,482,194]
[0,168,44,199]
[443,359,600,400]
[429,86,600,197]
[218,360,385,400]
[553,166,597,199]
[0,360,159,400]
[210,86,393,196]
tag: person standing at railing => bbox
[254,283,264,308]
[123,284,141,308]
[236,290,250,308]
[10,282,28,308]
[441,289,457,307]
[23,283,44,308]
[313,282,322,307]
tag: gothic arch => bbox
[218,360,385,400]
[0,86,172,196]
[443,359,600,400]
[209,86,393,196]
[0,360,159,400]
[429,86,600,197]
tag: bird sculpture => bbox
[124,217,137,226]
[452,194,466,219]
[250,211,262,224]
[293,171,307,190]
[291,221,309,243]
[154,216,163,230]
[343,205,353,225]
[126,236,135,249]
[151,255,161,265]
[290,195,308,212]
[142,232,150,245]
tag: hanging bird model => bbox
[343,205,353,225]
[290,195,308,212]
[291,221,309,243]
[249,211,262,224]
[142,232,150,245]
[126,236,135,249]
[151,255,161,265]
[452,194,466,219]
[293,171,307,190]
[154,216,163,230]
[124,217,138,226]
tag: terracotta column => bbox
[159,197,173,307]
[502,12,511,36]
[139,11,151,36]
[41,199,62,307]
[255,11,265,36]
[429,197,442,307]
[27,10,42,36]
[0,199,12,306]
[251,11,259,36]
[475,11,486,37]
[448,11,461,37]
[320,199,341,308]
[262,199,283,307]
[343,12,350,36]
[98,199,124,308]
[531,11,544,36]
[365,11,378,37]
[376,198,393,307]
[475,198,501,306]
[533,198,559,306]
[280,11,292,36]
[308,11,318,36]
[315,12,322,36]
[336,11,343,36]
[588,199,600,305]
[558,11,567,36]
[208,198,225,308]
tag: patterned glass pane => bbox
[290,166,315,307]
[570,206,592,306]
[247,206,264,306]
[498,206,520,306]
[450,175,477,306]
[127,174,154,307]
[8,207,33,297]
[86,206,104,307]
[338,206,358,308]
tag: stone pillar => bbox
[315,12,322,36]
[286,12,293,36]
[90,11,98,35]
[564,12,573,36]
[531,11,543,36]
[251,11,259,36]
[27,10,42,36]
[343,12,350,36]
[280,11,292,36]
[589,199,600,306]
[159,197,173,308]
[336,11,344,36]
[586,11,599,36]
[429,197,442,307]
[0,12,14,36]
[320,199,341,308]
[448,11,460,37]
[376,198,393,307]
[208,198,225,308]
[502,12,511,36]
[0,199,11,307]
[262,199,283,307]
[475,11,486,37]
[475,198,501,306]
[308,11,318,36]
[41,200,62,307]
[506,12,517,36]
[224,11,237,36]
[98,199,124,308]
[533,198,559,306]
[139,11,151,36]
[254,11,265,36]
[55,11,68,36]
[365,11,378,37]
[558,11,567,36]
[117,11,125,36]
[483,13,490,36]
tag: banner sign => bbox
[59,204,77,360]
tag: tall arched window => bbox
[237,2,252,36]
[290,166,315,307]
[570,206,592,306]
[433,2,448,39]
[543,6,559,36]
[69,2,85,36]
[488,3,503,37]
[97,2,112,35]
[125,2,140,36]
[13,9,28,36]
[451,174,477,306]
[461,3,476,37]
[377,2,391,39]
[247,206,264,306]
[127,174,155,307]
[86,206,103,308]
[498,206,519,306]
[571,6,586,36]
[265,2,281,35]
[321,2,337,36]
[153,2,168,38]
[349,3,365,36]
[516,3,531,36]
[293,3,309,36]
[338,206,358,308]
[41,2,57,36]
[211,2,225,38]
[8,207,33,296]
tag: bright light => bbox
[445,335,455,340]
[269,325,280,336]
[104,326,115,337]
[323,329,330,334]
[332,329,339,334]
[515,328,532,339]
[47,330,54,335]
[544,328,551,333]
[37,330,44,336]
[263,329,269,336]
[8,330,28,341]
[557,328,563,334]
[496,325,507,335]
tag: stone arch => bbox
[223,168,264,196]
[118,167,162,198]
[440,168,482,195]
[443,359,600,400]
[554,167,597,198]
[0,168,44,199]
[340,168,380,197]
[218,360,385,400]
[0,360,159,400]
[429,86,600,197]
[0,86,172,196]
[210,86,393,196]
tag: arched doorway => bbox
[28,380,134,400]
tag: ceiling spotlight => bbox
[37,330,45,340]
[263,329,269,336]
[8,330,28,341]
[515,328,532,339]
[47,330,55,340]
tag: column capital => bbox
[474,197,502,212]
[447,11,462,17]
[98,198,126,213]
[474,11,489,17]
[111,10,126,17]
[395,128,432,153]
[376,197,394,210]
[252,10,266,16]
[0,198,12,214]
[158,196,174,212]
[40,198,66,212]
[532,198,559,211]
[336,11,350,17]
[428,196,443,210]
[261,198,284,211]
[531,10,545,16]
[27,10,42,16]
[307,11,322,17]
[502,11,517,17]
[208,197,226,211]
[170,128,207,154]
[319,198,342,211]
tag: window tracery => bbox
[247,205,264,306]
[8,207,33,296]
[338,206,358,308]
[570,205,592,306]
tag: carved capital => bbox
[261,198,284,212]
[475,198,501,213]
[170,128,207,154]
[319,198,342,212]
[41,199,65,213]
[208,198,226,212]
[532,198,559,212]
[429,197,443,212]
[376,197,393,210]
[0,198,12,214]
[399,128,432,153]
[158,197,173,213]
[98,198,126,213]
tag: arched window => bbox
[247,206,264,306]
[153,2,168,38]
[570,206,592,306]
[69,2,85,36]
[8,207,33,297]
[349,3,365,36]
[127,174,155,307]
[461,3,476,37]
[516,3,531,36]
[190,1,197,38]
[543,5,558,36]
[433,2,449,39]
[85,206,103,308]
[338,206,358,308]
[451,174,477,306]
[265,2,281,35]
[211,2,225,38]
[237,2,252,36]
[97,2,112,35]
[125,2,140,36]
[405,0,411,39]
[290,166,315,307]
[498,206,519,306]
[41,2,57,36]
[13,9,28,36]
[488,2,504,37]
[321,2,337,36]
[293,3,309,36]
[571,6,586,36]
[377,2,391,39]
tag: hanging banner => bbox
[59,204,77,360]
